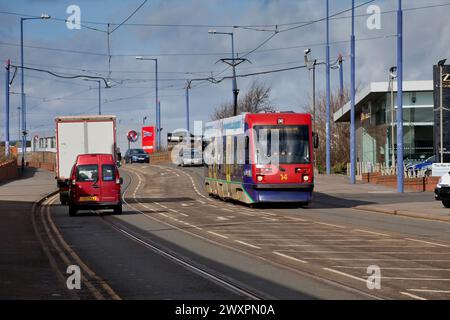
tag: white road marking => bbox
[322,268,367,283]
[273,251,308,264]
[408,289,450,294]
[315,222,345,229]
[400,292,427,300]
[234,240,261,249]
[405,238,449,248]
[353,229,390,237]
[207,231,229,239]
[216,216,229,221]
[333,266,450,271]
[381,277,450,281]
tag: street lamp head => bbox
[438,59,447,67]
[304,48,311,55]
[40,13,51,19]
[208,29,217,34]
[389,66,397,79]
[136,56,144,60]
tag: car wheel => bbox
[443,201,450,209]
[69,204,78,216]
[114,204,123,215]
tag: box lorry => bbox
[55,115,117,205]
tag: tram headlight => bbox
[257,175,264,182]
[303,175,309,182]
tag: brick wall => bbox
[26,152,56,172]
[362,173,440,192]
[0,159,19,182]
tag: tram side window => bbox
[233,136,238,166]
[245,136,250,165]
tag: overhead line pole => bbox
[396,0,404,193]
[350,0,356,184]
[4,60,10,157]
[326,0,331,175]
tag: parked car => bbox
[435,172,450,208]
[407,155,436,176]
[177,148,203,167]
[124,148,150,164]
[68,154,123,216]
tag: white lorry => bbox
[55,115,118,205]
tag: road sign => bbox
[432,163,450,177]
[127,130,138,142]
[142,126,155,154]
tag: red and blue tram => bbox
[204,112,315,204]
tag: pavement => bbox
[314,174,450,223]
[0,168,70,299]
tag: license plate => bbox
[79,196,98,202]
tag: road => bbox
[34,164,450,300]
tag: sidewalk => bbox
[314,174,450,223]
[0,168,69,299]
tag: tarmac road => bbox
[33,163,450,300]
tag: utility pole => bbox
[389,67,397,168]
[157,101,162,149]
[208,30,245,116]
[339,53,344,102]
[396,0,404,193]
[20,13,51,171]
[325,0,331,175]
[350,0,356,184]
[304,49,317,131]
[185,81,190,133]
[136,56,159,150]
[438,59,447,163]
[4,60,10,157]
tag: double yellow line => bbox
[35,194,121,300]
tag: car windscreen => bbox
[130,149,145,154]
[102,164,116,181]
[76,165,98,182]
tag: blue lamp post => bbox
[20,13,51,170]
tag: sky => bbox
[0,0,449,151]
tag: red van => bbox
[68,154,123,216]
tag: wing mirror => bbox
[313,132,319,149]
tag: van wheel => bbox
[69,205,78,216]
[114,205,122,215]
[443,201,450,208]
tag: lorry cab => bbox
[68,154,123,216]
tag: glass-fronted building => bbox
[333,81,434,166]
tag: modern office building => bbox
[31,130,56,152]
[333,81,434,167]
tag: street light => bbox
[82,78,101,115]
[389,66,397,169]
[304,49,317,132]
[438,58,447,163]
[143,116,147,125]
[20,13,51,170]
[136,56,160,151]
[208,30,239,116]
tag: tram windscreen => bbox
[254,125,310,165]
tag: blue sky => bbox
[0,0,449,150]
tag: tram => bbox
[204,112,316,204]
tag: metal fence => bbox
[348,162,431,179]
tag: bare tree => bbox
[307,89,350,173]
[211,80,276,120]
